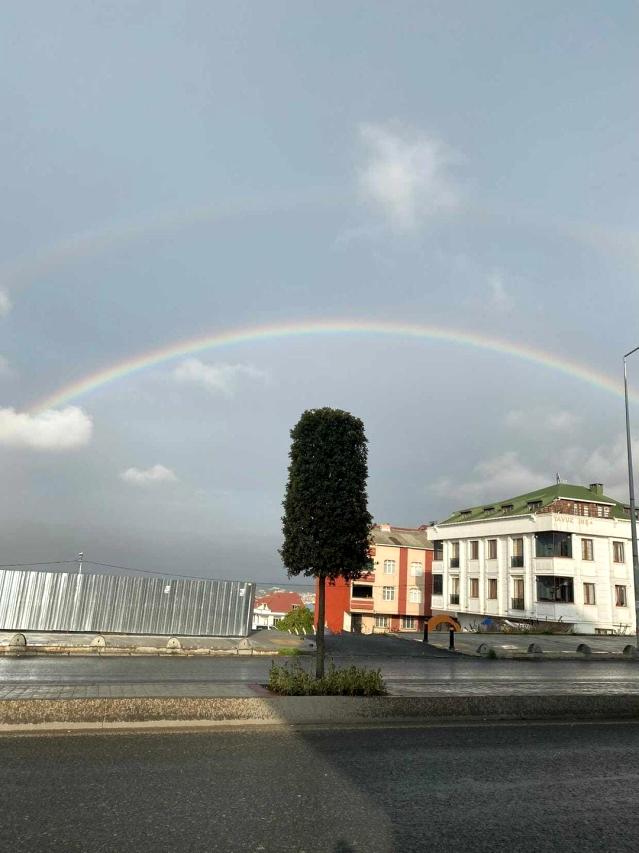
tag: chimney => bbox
[589,483,604,496]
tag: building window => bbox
[536,576,574,603]
[511,537,524,567]
[535,531,572,559]
[487,539,497,560]
[470,541,479,560]
[382,586,395,601]
[433,540,443,561]
[583,583,596,605]
[511,577,525,610]
[597,505,603,517]
[469,578,479,599]
[603,506,610,518]
[409,587,422,604]
[528,500,542,511]
[450,541,460,568]
[616,585,627,607]
[401,616,415,630]
[613,542,625,563]
[375,615,388,628]
[450,576,460,605]
[383,559,395,574]
[432,574,443,595]
[487,578,498,600]
[581,539,594,561]
[352,585,373,598]
[411,561,423,577]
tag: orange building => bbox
[316,524,433,634]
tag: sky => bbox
[1,1,638,582]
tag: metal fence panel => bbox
[0,570,255,636]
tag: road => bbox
[2,721,639,852]
[3,631,639,698]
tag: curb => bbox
[2,694,639,733]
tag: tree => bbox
[276,606,314,633]
[280,408,373,678]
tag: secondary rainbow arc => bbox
[30,319,634,413]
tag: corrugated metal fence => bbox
[0,570,255,636]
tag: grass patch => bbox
[277,647,304,656]
[268,660,387,696]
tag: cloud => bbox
[173,359,268,396]
[433,451,548,506]
[0,406,92,450]
[358,122,460,231]
[506,408,580,432]
[0,288,11,317]
[488,271,511,312]
[120,464,178,486]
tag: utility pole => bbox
[623,347,639,648]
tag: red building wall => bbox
[315,576,351,634]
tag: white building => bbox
[428,483,636,635]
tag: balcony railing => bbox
[511,597,525,610]
[449,594,460,605]
[511,555,524,568]
[450,558,460,568]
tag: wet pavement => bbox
[2,633,639,699]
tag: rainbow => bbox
[30,319,634,413]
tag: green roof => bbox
[438,483,630,525]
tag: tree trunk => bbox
[316,574,326,679]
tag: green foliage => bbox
[275,606,314,633]
[268,660,387,696]
[280,408,373,581]
[277,647,304,656]
[487,648,498,659]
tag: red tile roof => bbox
[254,591,305,614]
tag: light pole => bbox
[623,347,639,648]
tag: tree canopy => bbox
[280,407,373,580]
[276,606,314,633]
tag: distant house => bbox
[252,591,305,629]
[318,523,434,635]
[428,482,636,635]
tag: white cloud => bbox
[488,270,511,312]
[358,122,460,231]
[120,464,178,486]
[506,408,580,432]
[0,288,11,317]
[173,359,267,396]
[433,451,548,505]
[0,406,92,450]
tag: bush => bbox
[277,647,303,656]
[268,660,387,696]
[275,607,314,634]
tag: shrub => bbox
[277,647,303,656]
[268,660,387,696]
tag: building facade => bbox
[427,483,636,635]
[252,591,305,629]
[319,524,433,634]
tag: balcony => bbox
[511,555,524,568]
[450,558,460,568]
[449,594,460,605]
[511,597,525,611]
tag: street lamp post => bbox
[623,347,639,648]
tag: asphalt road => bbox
[3,651,639,697]
[2,722,639,852]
